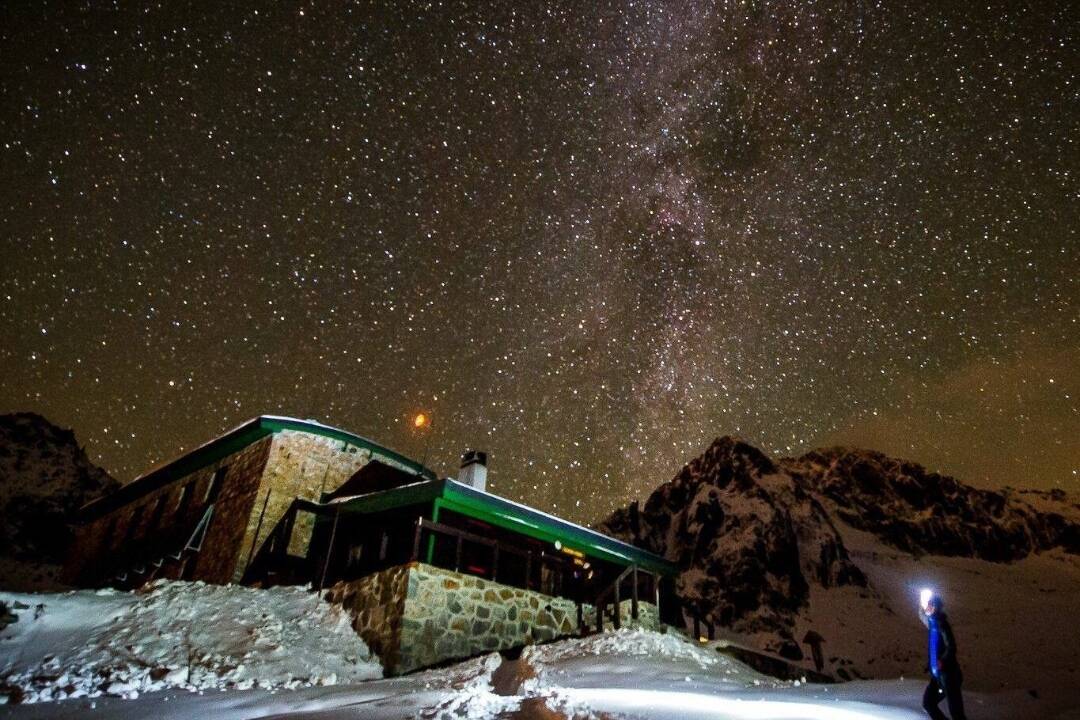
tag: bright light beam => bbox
[920,588,933,610]
[560,688,915,720]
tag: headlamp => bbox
[920,588,934,609]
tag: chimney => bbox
[458,450,487,492]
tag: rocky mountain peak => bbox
[600,435,1080,650]
[782,446,1079,562]
[685,435,780,490]
[0,413,119,589]
[601,436,865,640]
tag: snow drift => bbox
[0,580,381,703]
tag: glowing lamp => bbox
[413,412,429,429]
[920,588,934,609]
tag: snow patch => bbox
[524,627,720,672]
[0,580,381,703]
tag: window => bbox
[101,516,118,550]
[347,544,364,567]
[121,505,145,545]
[176,481,194,516]
[204,466,227,503]
[148,494,168,530]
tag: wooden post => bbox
[412,517,423,561]
[379,530,389,561]
[492,545,499,581]
[525,553,532,590]
[242,490,273,576]
[425,501,441,564]
[455,535,463,572]
[613,578,621,630]
[280,505,298,559]
[315,507,341,598]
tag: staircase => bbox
[110,505,214,587]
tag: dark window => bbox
[121,505,145,545]
[204,466,227,503]
[347,543,364,568]
[101,516,118,549]
[148,494,168,530]
[176,482,194,516]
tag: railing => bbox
[108,505,215,586]
[686,606,716,641]
[410,516,575,590]
[591,563,660,632]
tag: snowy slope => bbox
[0,580,381,703]
[4,611,1070,719]
[810,526,1080,708]
[0,626,938,720]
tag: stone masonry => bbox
[64,434,275,586]
[326,561,661,675]
[65,421,421,588]
[233,430,388,579]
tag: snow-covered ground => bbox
[2,581,1076,719]
[799,526,1080,716]
[0,580,381,703]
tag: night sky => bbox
[1,1,1077,523]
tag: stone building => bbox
[65,416,432,587]
[65,415,674,675]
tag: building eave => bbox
[76,415,436,522]
[322,478,676,576]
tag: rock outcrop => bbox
[0,413,119,589]
[600,437,866,639]
[783,447,1080,562]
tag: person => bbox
[919,591,967,720]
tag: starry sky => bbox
[1,1,1077,523]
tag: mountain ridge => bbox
[599,435,1080,654]
[0,412,119,590]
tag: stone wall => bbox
[234,430,397,580]
[327,562,661,675]
[66,425,424,587]
[184,434,275,583]
[324,564,410,672]
[613,597,660,630]
[64,435,274,586]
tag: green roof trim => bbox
[440,480,675,575]
[325,478,675,576]
[79,416,435,521]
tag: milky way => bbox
[1,1,1077,522]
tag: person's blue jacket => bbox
[925,611,958,678]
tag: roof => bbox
[310,478,676,576]
[79,416,436,520]
[324,459,422,501]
